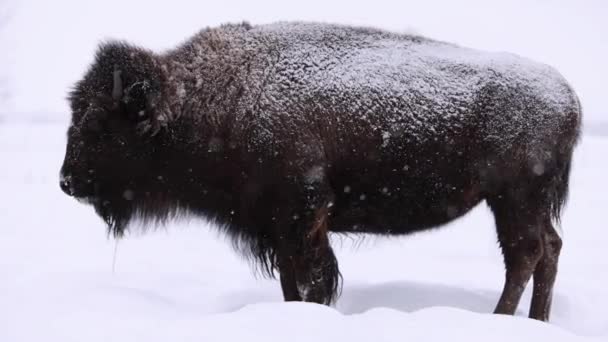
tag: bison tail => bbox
[549,100,582,230]
[549,155,572,228]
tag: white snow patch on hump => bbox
[250,22,577,148]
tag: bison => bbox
[59,21,582,321]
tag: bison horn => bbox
[112,65,123,101]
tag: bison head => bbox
[59,42,171,235]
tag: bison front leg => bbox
[291,204,341,305]
[276,247,302,302]
[275,171,341,305]
[277,229,339,304]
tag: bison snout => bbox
[59,174,74,196]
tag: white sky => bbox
[1,0,606,123]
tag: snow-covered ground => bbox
[1,123,606,341]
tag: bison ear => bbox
[110,67,169,136]
[97,42,171,136]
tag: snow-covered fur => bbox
[60,21,582,320]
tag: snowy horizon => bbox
[0,0,606,125]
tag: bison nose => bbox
[60,174,73,196]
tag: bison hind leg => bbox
[529,221,562,321]
[487,154,571,321]
[488,188,545,318]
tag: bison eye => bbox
[79,105,110,133]
[87,117,103,132]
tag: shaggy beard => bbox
[92,198,132,238]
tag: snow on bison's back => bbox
[248,22,580,152]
